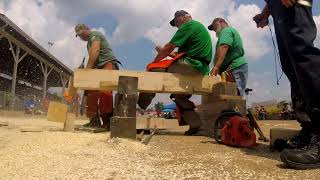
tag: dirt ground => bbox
[0,110,320,179]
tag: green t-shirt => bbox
[170,20,213,75]
[87,31,117,68]
[216,27,247,74]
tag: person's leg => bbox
[276,4,320,129]
[85,90,101,127]
[231,63,248,96]
[270,3,320,169]
[99,63,119,130]
[168,59,203,135]
[273,21,312,150]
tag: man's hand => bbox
[253,5,270,28]
[253,14,269,28]
[282,0,296,8]
[210,66,219,76]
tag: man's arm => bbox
[86,41,100,69]
[211,44,229,76]
[153,43,176,63]
[253,4,271,28]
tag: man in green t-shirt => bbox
[75,24,121,130]
[208,18,248,96]
[138,10,212,135]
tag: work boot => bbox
[101,114,111,131]
[280,135,320,169]
[184,127,200,136]
[84,116,102,128]
[273,127,313,152]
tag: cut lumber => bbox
[73,69,221,94]
[111,76,138,139]
[63,114,74,132]
[20,127,43,132]
[110,117,137,139]
[47,101,68,123]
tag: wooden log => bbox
[202,82,238,104]
[111,117,137,139]
[63,114,74,132]
[73,69,221,94]
[111,76,138,139]
[47,101,68,123]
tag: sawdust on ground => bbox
[0,110,319,179]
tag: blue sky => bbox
[1,0,320,105]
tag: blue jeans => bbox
[231,63,248,96]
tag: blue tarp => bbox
[163,103,176,110]
[163,109,173,112]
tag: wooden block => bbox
[20,127,43,132]
[63,114,74,132]
[74,69,221,94]
[270,128,300,147]
[202,82,238,104]
[136,118,178,130]
[198,99,246,116]
[110,117,136,139]
[114,94,137,117]
[47,101,68,123]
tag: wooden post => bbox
[110,76,138,139]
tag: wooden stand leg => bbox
[110,76,138,139]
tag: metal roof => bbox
[0,13,72,88]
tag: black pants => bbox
[268,1,320,130]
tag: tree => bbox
[277,100,287,108]
[154,102,164,112]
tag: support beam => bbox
[40,62,53,100]
[60,74,69,95]
[74,69,221,94]
[111,76,138,139]
[8,40,28,108]
[0,30,69,77]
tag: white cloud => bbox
[246,72,291,106]
[0,2,4,13]
[227,4,270,61]
[313,15,320,48]
[2,0,270,69]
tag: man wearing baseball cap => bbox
[207,18,248,96]
[138,10,212,135]
[75,24,122,130]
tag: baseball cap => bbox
[75,24,88,37]
[170,10,190,27]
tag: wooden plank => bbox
[20,127,43,132]
[111,76,138,139]
[47,101,68,123]
[73,69,221,94]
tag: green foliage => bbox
[266,105,280,114]
[277,100,287,108]
[154,102,164,112]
